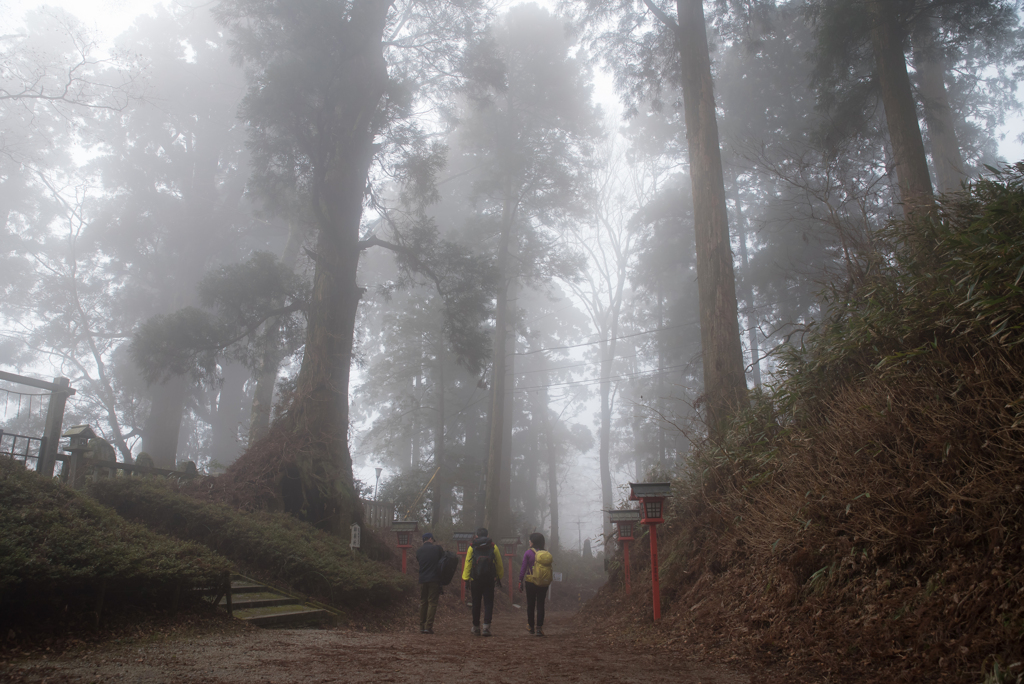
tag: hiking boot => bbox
[528,625,535,635]
[535,627,544,637]
[424,627,434,634]
[481,624,492,637]
[471,625,481,636]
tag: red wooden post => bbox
[629,483,671,622]
[608,509,641,596]
[623,540,632,594]
[453,532,474,603]
[499,536,520,603]
[648,523,660,620]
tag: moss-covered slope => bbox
[90,477,411,609]
[0,459,230,603]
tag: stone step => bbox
[221,592,297,610]
[217,574,339,629]
[233,604,331,628]
[230,581,268,594]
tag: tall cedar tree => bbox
[0,8,139,459]
[809,0,1020,218]
[452,5,599,534]
[23,6,251,469]
[572,0,747,437]
[214,0,487,531]
[562,136,642,541]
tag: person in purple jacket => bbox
[518,532,552,636]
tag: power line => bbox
[523,302,578,327]
[513,318,699,358]
[513,362,692,394]
[511,349,644,378]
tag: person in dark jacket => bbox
[462,527,504,636]
[416,532,445,634]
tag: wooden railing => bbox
[63,456,197,488]
[0,430,44,471]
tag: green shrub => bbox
[89,477,410,608]
[0,459,230,595]
[778,162,1024,413]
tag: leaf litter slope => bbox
[1,609,750,683]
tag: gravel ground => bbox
[0,611,751,684]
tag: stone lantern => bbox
[629,482,672,620]
[391,520,418,574]
[608,509,642,594]
[61,425,96,486]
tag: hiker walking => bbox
[519,532,553,636]
[462,527,504,636]
[416,532,445,634]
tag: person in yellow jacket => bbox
[462,527,504,636]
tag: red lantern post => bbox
[453,532,475,602]
[608,509,642,594]
[499,536,520,603]
[629,482,672,620]
[391,521,418,574]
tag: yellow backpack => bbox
[527,550,553,587]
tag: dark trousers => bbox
[419,581,440,629]
[525,582,548,628]
[470,579,495,626]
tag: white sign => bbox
[350,523,361,550]
[553,572,563,582]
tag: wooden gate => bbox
[0,371,74,476]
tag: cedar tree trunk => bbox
[539,364,560,551]
[230,0,392,533]
[141,375,189,469]
[210,361,249,468]
[432,338,450,526]
[674,0,747,436]
[912,16,966,194]
[483,183,516,534]
[867,0,935,220]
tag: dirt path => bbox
[1,610,750,684]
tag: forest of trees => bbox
[2,0,1021,549]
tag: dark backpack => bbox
[438,550,459,586]
[471,539,497,580]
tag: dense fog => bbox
[2,0,1021,552]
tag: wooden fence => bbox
[0,430,43,471]
[360,499,394,529]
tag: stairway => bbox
[219,574,338,628]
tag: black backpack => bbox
[471,539,497,580]
[438,550,459,586]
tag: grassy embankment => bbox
[0,459,231,633]
[595,165,1024,684]
[90,477,412,611]
[1,459,411,641]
